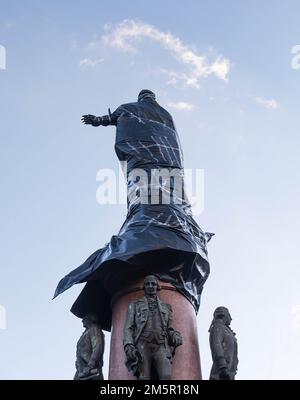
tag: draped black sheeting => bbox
[54,97,211,331]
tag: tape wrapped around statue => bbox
[54,94,213,331]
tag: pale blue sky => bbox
[0,0,300,379]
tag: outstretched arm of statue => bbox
[81,108,121,127]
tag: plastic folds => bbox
[54,97,211,331]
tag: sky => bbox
[0,0,300,380]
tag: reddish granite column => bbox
[108,278,202,380]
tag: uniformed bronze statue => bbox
[74,312,105,380]
[123,275,182,380]
[209,306,238,380]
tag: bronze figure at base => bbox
[74,312,105,380]
[123,275,182,380]
[209,306,238,380]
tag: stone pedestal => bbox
[108,278,202,380]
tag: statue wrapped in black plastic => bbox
[54,90,213,331]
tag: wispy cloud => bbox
[71,40,78,50]
[102,20,230,88]
[79,58,104,68]
[253,96,279,110]
[4,21,15,30]
[167,101,194,111]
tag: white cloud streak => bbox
[4,21,15,29]
[254,96,279,110]
[102,20,230,88]
[79,58,103,68]
[167,101,194,111]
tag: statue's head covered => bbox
[209,306,232,331]
[138,89,156,102]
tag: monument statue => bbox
[54,89,213,332]
[123,275,182,380]
[209,306,238,380]
[74,312,105,380]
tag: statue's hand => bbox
[82,366,93,376]
[168,329,183,347]
[219,367,230,380]
[77,366,92,379]
[125,344,139,361]
[81,114,102,127]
